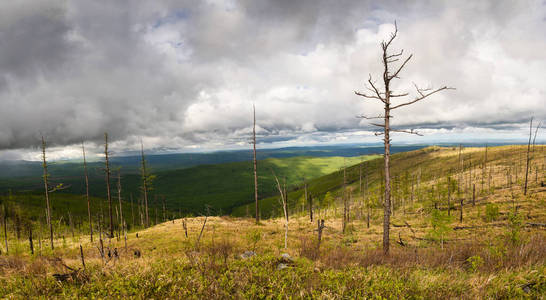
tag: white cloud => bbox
[0,0,544,160]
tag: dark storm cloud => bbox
[0,0,544,159]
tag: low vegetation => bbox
[0,145,544,298]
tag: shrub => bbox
[466,255,483,272]
[484,203,499,222]
[245,228,262,251]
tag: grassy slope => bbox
[1,155,375,218]
[0,145,545,298]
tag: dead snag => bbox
[252,104,259,224]
[354,21,453,254]
[104,133,114,238]
[82,141,93,242]
[41,137,54,250]
[317,219,325,253]
[80,244,85,269]
[273,171,289,249]
[524,117,533,195]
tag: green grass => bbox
[0,145,544,298]
[0,155,375,233]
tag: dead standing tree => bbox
[140,141,150,227]
[354,22,453,255]
[273,171,289,249]
[252,104,259,224]
[41,136,54,250]
[104,133,114,238]
[82,141,93,242]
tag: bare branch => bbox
[388,54,412,80]
[390,92,409,98]
[368,74,386,102]
[387,49,403,59]
[357,114,389,120]
[382,21,398,50]
[390,129,423,136]
[374,131,384,136]
[354,91,382,100]
[370,123,386,128]
[391,86,455,110]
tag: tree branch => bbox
[354,91,382,100]
[381,21,398,50]
[388,54,412,80]
[390,92,409,98]
[357,114,390,120]
[390,129,423,136]
[391,86,455,110]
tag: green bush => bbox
[466,255,483,272]
[484,203,499,222]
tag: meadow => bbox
[0,145,544,298]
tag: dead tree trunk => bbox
[317,219,325,249]
[130,193,134,229]
[273,172,289,249]
[140,141,150,227]
[524,117,533,195]
[104,133,114,238]
[342,166,347,234]
[28,226,34,255]
[41,136,54,250]
[253,104,259,224]
[82,141,93,242]
[2,204,7,254]
[162,196,166,222]
[354,22,453,254]
[117,172,124,242]
[447,176,451,216]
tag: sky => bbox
[0,0,544,161]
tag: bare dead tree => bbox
[130,193,135,229]
[342,165,348,234]
[117,171,124,243]
[28,226,34,255]
[304,179,313,222]
[41,136,54,250]
[196,206,209,250]
[354,22,453,254]
[104,133,114,238]
[2,203,8,254]
[140,141,150,227]
[317,219,325,249]
[82,141,93,242]
[273,171,288,249]
[162,196,166,222]
[524,117,533,195]
[252,104,259,224]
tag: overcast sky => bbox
[0,0,544,160]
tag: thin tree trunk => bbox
[253,104,259,223]
[273,172,288,249]
[130,193,134,229]
[2,204,8,254]
[29,226,34,255]
[524,117,533,195]
[140,141,150,227]
[104,133,114,238]
[82,141,93,242]
[447,176,451,216]
[41,136,54,250]
[117,172,124,241]
[162,196,166,222]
